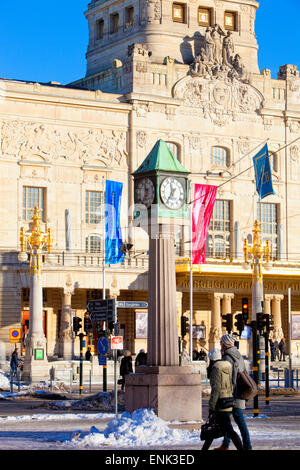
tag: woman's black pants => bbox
[202,411,244,451]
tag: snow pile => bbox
[66,408,199,448]
[0,370,10,390]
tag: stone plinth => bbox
[125,366,202,422]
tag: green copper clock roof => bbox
[133,139,190,175]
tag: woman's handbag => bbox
[217,396,234,409]
[200,413,223,441]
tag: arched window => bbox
[166,141,180,160]
[211,146,229,167]
[86,235,101,253]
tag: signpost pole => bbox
[79,333,84,395]
[114,302,118,416]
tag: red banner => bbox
[192,184,217,264]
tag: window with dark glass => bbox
[211,146,229,167]
[125,6,134,28]
[86,235,102,253]
[23,186,45,221]
[208,200,231,258]
[257,203,278,259]
[96,19,104,40]
[172,3,186,23]
[110,13,119,33]
[85,191,102,224]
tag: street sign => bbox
[98,355,107,366]
[9,328,21,343]
[87,299,116,323]
[117,301,148,309]
[111,336,123,350]
[97,336,108,355]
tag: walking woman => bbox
[202,348,244,451]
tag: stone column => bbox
[125,228,202,422]
[264,294,272,315]
[59,288,74,360]
[209,293,223,351]
[147,234,179,366]
[271,294,284,341]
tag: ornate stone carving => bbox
[189,25,249,83]
[173,75,263,127]
[1,120,128,168]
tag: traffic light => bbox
[222,314,232,333]
[256,312,265,332]
[73,316,82,334]
[84,312,93,333]
[234,313,245,335]
[242,298,249,321]
[181,316,190,338]
[264,313,274,332]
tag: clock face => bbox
[135,177,155,208]
[160,177,185,210]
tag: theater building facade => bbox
[0,0,300,361]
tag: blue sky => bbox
[0,0,299,84]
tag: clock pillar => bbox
[125,140,202,422]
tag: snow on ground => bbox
[65,408,200,449]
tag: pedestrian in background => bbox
[85,347,92,361]
[274,340,280,361]
[201,347,244,451]
[120,350,133,391]
[135,349,147,367]
[214,334,252,451]
[10,349,19,377]
[269,339,275,361]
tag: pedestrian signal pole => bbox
[264,329,270,406]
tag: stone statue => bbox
[223,31,234,66]
[204,27,214,63]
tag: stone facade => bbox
[0,0,300,361]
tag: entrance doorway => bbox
[21,310,47,355]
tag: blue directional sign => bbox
[97,337,108,355]
[98,355,107,366]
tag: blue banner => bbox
[105,180,125,265]
[253,144,275,201]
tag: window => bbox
[125,6,134,28]
[85,191,102,224]
[23,186,45,221]
[198,7,211,26]
[110,13,119,33]
[211,146,229,167]
[172,3,186,23]
[269,152,278,173]
[208,200,231,258]
[96,19,104,40]
[86,235,101,253]
[257,203,278,259]
[166,141,180,159]
[224,11,237,31]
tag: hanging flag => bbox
[192,184,217,264]
[105,180,125,265]
[253,144,275,201]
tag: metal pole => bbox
[114,303,118,415]
[79,333,84,395]
[189,181,193,361]
[288,287,292,388]
[102,177,107,392]
[264,331,270,406]
[252,324,259,417]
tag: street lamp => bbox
[19,206,52,381]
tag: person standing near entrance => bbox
[279,338,287,361]
[214,334,252,451]
[120,350,133,391]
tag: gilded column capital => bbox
[209,292,224,301]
